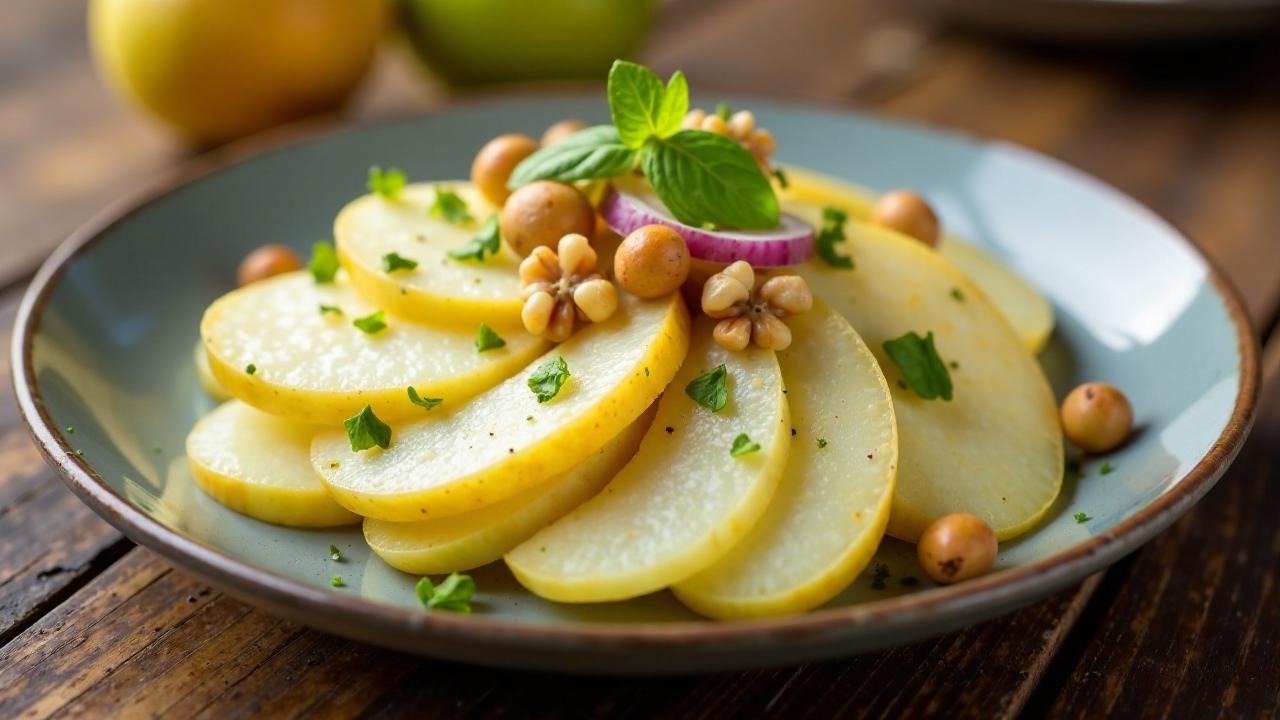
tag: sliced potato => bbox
[312,293,690,521]
[364,406,656,575]
[505,319,790,603]
[186,400,358,528]
[673,300,897,618]
[202,271,546,425]
[194,339,231,402]
[792,207,1063,543]
[335,183,525,329]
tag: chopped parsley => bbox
[330,575,345,588]
[447,214,502,262]
[406,386,442,411]
[1100,462,1115,475]
[475,323,506,352]
[319,304,342,316]
[245,364,257,375]
[416,573,476,613]
[65,426,75,434]
[343,404,391,452]
[883,331,953,401]
[352,310,387,334]
[1074,512,1092,524]
[772,168,789,188]
[381,252,419,273]
[685,364,728,412]
[729,433,760,457]
[871,563,891,590]
[430,187,472,224]
[367,165,407,199]
[307,241,340,283]
[528,356,570,403]
[329,544,343,561]
[817,438,829,449]
[715,102,733,120]
[815,206,854,269]
[950,287,965,302]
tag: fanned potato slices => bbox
[505,319,790,603]
[335,183,525,328]
[674,300,897,618]
[186,400,358,528]
[364,406,655,575]
[312,293,690,521]
[201,271,546,425]
[794,211,1063,543]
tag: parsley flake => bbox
[871,563,891,590]
[407,386,442,411]
[352,310,387,334]
[685,364,728,412]
[1074,512,1092,524]
[817,438,829,449]
[330,575,345,588]
[65,426,75,434]
[319,304,342,316]
[329,544,343,562]
[1100,462,1115,475]
[883,331,953,401]
[772,167,790,188]
[367,166,407,199]
[344,404,391,452]
[448,214,502,262]
[950,287,965,302]
[416,573,475,613]
[430,187,472,224]
[245,364,256,375]
[815,206,854,269]
[528,356,570,403]
[730,433,761,457]
[307,242,340,283]
[381,252,419,273]
[475,323,506,352]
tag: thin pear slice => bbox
[202,270,546,425]
[674,300,897,618]
[186,400,358,528]
[364,406,656,575]
[505,320,791,603]
[792,206,1063,543]
[312,293,690,521]
[335,182,525,329]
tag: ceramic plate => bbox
[12,96,1258,674]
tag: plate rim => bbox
[10,96,1261,662]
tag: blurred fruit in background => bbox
[397,0,654,85]
[89,0,385,145]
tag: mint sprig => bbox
[508,126,637,189]
[883,331,953,401]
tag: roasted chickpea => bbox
[500,181,596,257]
[541,119,586,147]
[870,190,940,247]
[613,225,691,298]
[471,133,539,206]
[1061,382,1133,453]
[917,513,998,585]
[237,244,302,286]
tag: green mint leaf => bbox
[344,404,391,452]
[381,252,418,273]
[245,363,256,375]
[448,214,503,262]
[406,386,442,411]
[883,331,953,401]
[655,70,689,138]
[730,433,760,457]
[772,167,790,188]
[329,544,343,561]
[815,206,854,268]
[475,323,506,352]
[352,310,387,335]
[642,130,779,230]
[331,575,345,588]
[715,102,733,121]
[430,187,472,224]
[416,573,476,613]
[367,166,406,199]
[319,304,342,316]
[685,364,728,412]
[508,126,638,188]
[308,241,340,283]
[528,356,570,403]
[1074,512,1092,524]
[608,60,669,148]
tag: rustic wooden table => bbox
[2,1,1278,717]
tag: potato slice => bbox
[363,406,655,575]
[505,319,790,603]
[186,400,358,528]
[202,270,546,425]
[781,167,1054,352]
[335,183,525,329]
[312,293,690,521]
[793,210,1063,542]
[674,300,897,618]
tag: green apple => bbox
[396,0,655,85]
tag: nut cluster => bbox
[701,261,812,351]
[520,233,618,342]
[683,109,777,172]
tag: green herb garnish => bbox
[715,102,733,121]
[331,575,345,588]
[367,166,406,199]
[430,187,472,224]
[528,356,570,403]
[871,563,891,590]
[329,544,343,561]
[475,323,506,352]
[344,404,391,452]
[447,214,502,262]
[730,433,761,457]
[307,241,340,283]
[381,252,418,273]
[685,364,729,412]
[950,287,965,302]
[352,310,387,335]
[817,438,829,449]
[1074,512,1092,524]
[65,426,75,434]
[883,331,953,401]
[815,206,854,269]
[319,304,342,316]
[1100,462,1115,475]
[407,386,442,411]
[416,573,476,613]
[508,127,638,189]
[245,364,256,375]
[772,168,790,188]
